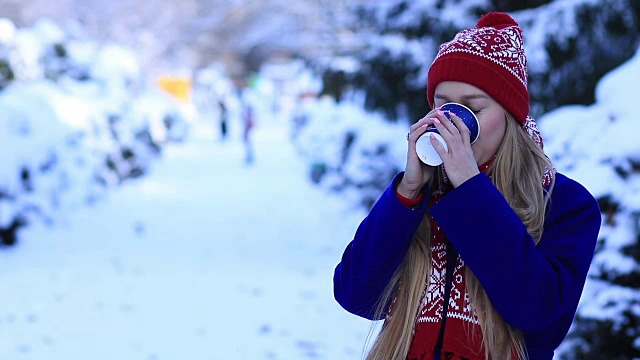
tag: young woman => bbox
[333,12,601,360]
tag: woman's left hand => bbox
[429,110,480,188]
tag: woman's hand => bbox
[430,110,479,188]
[397,112,439,199]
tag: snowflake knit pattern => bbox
[434,22,527,88]
[427,12,530,124]
[407,165,489,360]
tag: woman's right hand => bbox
[397,112,439,199]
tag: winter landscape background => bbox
[1,0,639,359]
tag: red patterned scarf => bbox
[406,117,554,359]
[406,161,491,360]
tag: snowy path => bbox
[0,119,372,359]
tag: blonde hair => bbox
[365,113,555,360]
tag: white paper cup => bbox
[415,130,448,166]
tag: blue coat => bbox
[334,172,601,359]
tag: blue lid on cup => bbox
[440,103,480,144]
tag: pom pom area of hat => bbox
[476,12,518,29]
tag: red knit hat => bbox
[427,12,529,124]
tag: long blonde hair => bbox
[365,113,555,360]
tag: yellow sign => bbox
[157,76,192,103]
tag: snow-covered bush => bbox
[0,18,17,89]
[294,96,407,208]
[540,45,640,359]
[0,18,190,246]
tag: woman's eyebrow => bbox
[434,94,451,102]
[434,94,489,102]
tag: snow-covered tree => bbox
[321,0,640,123]
[540,44,640,360]
[518,0,640,116]
[0,0,367,76]
[326,0,488,122]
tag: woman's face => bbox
[433,81,507,166]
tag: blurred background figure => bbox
[218,97,228,141]
[241,91,255,164]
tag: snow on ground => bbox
[0,117,372,359]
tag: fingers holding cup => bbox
[440,103,480,144]
[428,132,449,160]
[415,118,448,166]
[448,112,472,147]
[408,117,437,145]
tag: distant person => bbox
[333,12,601,360]
[218,99,228,141]
[242,101,255,165]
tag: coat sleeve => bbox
[430,173,601,333]
[333,173,429,320]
